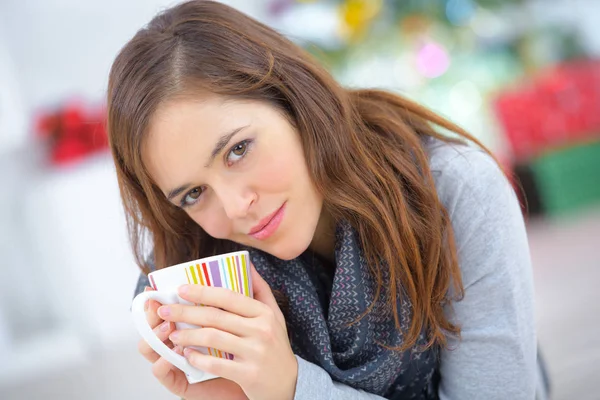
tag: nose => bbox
[214,181,256,221]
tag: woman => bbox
[108,1,548,399]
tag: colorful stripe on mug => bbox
[183,252,251,360]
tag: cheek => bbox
[191,208,231,239]
[254,152,302,192]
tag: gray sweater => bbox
[137,140,547,399]
[292,141,547,400]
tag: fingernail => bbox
[183,348,192,357]
[158,306,170,317]
[178,285,189,295]
[160,321,170,332]
[169,331,179,341]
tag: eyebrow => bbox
[165,125,249,202]
[205,125,249,168]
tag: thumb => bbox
[250,263,279,312]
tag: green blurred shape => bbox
[531,140,600,215]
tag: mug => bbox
[131,250,252,384]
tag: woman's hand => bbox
[158,265,298,400]
[138,287,248,400]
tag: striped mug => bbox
[131,250,253,384]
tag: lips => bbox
[249,203,286,240]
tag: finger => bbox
[140,340,176,364]
[249,263,279,312]
[144,285,165,328]
[138,321,175,362]
[157,304,250,337]
[146,297,164,328]
[175,284,264,318]
[169,327,247,357]
[152,347,188,398]
[144,286,153,311]
[249,264,287,328]
[184,348,245,383]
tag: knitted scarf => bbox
[248,220,438,399]
[135,221,438,399]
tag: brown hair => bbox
[108,0,496,351]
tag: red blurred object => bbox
[35,101,108,166]
[494,59,600,161]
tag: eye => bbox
[181,187,204,208]
[227,140,250,164]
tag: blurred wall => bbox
[0,0,269,385]
[0,0,269,152]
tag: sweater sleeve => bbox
[430,145,538,400]
[293,356,386,400]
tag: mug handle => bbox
[131,290,218,383]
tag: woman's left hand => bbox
[158,264,298,400]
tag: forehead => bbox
[148,96,230,140]
[143,97,228,190]
[142,96,268,192]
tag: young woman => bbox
[108,1,548,399]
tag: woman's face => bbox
[144,96,324,260]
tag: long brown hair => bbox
[108,0,496,351]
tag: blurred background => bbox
[0,0,598,399]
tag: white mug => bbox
[131,250,252,384]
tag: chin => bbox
[266,245,305,261]
[265,236,312,261]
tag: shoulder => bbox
[424,137,529,287]
[424,137,511,216]
[426,137,500,177]
[426,142,537,399]
[425,139,509,203]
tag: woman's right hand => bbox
[139,287,248,400]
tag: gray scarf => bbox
[135,221,438,399]
[250,220,438,399]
